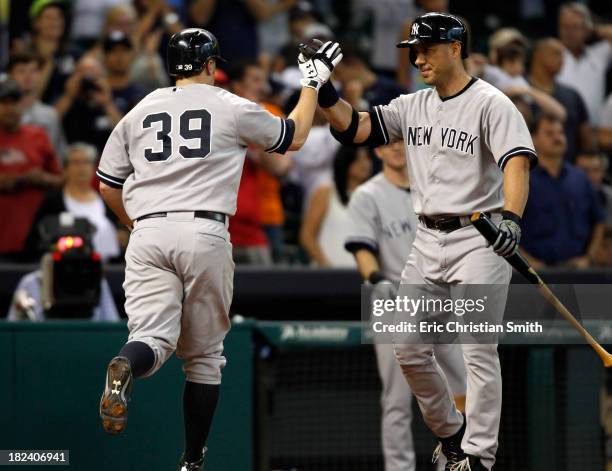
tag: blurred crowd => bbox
[1,0,612,270]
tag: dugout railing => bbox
[0,319,606,471]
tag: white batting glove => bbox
[298,41,343,91]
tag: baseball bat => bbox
[470,212,612,368]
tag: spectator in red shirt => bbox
[228,61,291,265]
[0,78,63,261]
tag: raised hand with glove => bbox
[491,210,522,257]
[297,39,343,91]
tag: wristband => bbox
[368,271,386,284]
[318,81,339,108]
[501,210,521,225]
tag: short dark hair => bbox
[530,111,563,135]
[226,60,261,83]
[338,44,371,69]
[496,44,526,66]
[575,152,608,170]
[7,51,42,72]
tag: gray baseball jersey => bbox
[96,83,294,220]
[371,77,537,216]
[345,173,418,282]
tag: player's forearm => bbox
[299,232,330,266]
[586,223,605,261]
[596,128,612,152]
[287,87,318,150]
[320,98,372,144]
[99,182,133,229]
[502,156,530,217]
[354,249,381,280]
[320,97,355,133]
[527,88,566,122]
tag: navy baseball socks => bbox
[99,341,155,435]
[181,382,220,467]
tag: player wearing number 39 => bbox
[318,13,536,471]
[95,28,342,470]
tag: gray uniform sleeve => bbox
[371,96,404,145]
[235,100,295,154]
[96,119,133,189]
[345,188,380,254]
[484,95,537,170]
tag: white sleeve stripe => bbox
[374,106,389,144]
[96,170,125,187]
[498,147,537,169]
[266,118,286,153]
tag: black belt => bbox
[136,211,226,224]
[418,214,480,233]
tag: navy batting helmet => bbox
[397,13,469,67]
[167,28,226,76]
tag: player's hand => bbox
[298,40,343,91]
[491,211,521,257]
[372,279,398,302]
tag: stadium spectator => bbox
[354,0,419,77]
[27,0,81,105]
[55,55,123,153]
[556,3,612,125]
[101,32,147,115]
[70,0,131,49]
[7,52,68,162]
[0,78,63,262]
[599,94,612,154]
[487,27,529,65]
[575,153,612,224]
[333,46,407,109]
[482,43,530,90]
[272,1,319,73]
[24,143,122,263]
[300,147,372,267]
[187,0,298,64]
[521,113,605,268]
[595,225,612,266]
[97,3,174,91]
[227,61,292,265]
[528,38,594,161]
[479,39,567,121]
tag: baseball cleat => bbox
[99,356,133,435]
[176,449,206,471]
[432,415,467,470]
[448,454,487,471]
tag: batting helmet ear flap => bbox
[409,48,417,67]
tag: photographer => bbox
[7,217,119,322]
[55,55,123,152]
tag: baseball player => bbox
[345,141,466,471]
[317,13,537,471]
[96,28,342,471]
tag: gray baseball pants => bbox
[375,342,466,471]
[123,212,234,384]
[393,220,511,470]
